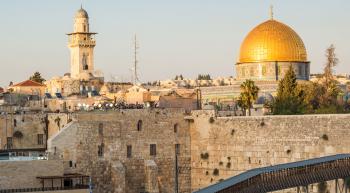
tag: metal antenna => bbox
[133,34,140,85]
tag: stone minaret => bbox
[67,7,97,79]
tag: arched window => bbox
[137,120,142,131]
[174,123,179,133]
[82,53,88,70]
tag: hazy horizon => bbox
[0,0,349,86]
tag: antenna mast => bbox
[133,34,140,85]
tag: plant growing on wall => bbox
[260,120,265,127]
[226,162,231,168]
[219,161,223,166]
[213,168,219,176]
[200,152,209,160]
[317,181,328,193]
[321,134,329,141]
[209,117,215,123]
[55,117,61,128]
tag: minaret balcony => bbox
[68,40,96,47]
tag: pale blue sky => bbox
[0,0,349,86]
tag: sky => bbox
[0,0,349,86]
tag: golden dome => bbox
[238,19,307,63]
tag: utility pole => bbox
[175,147,179,193]
[133,34,140,85]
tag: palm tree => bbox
[239,79,259,116]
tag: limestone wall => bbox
[47,109,350,193]
[0,160,63,189]
[26,190,88,193]
[49,109,192,193]
[190,111,350,192]
[47,113,71,139]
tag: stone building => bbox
[9,80,46,96]
[0,113,47,151]
[45,7,104,98]
[125,85,152,105]
[0,159,90,192]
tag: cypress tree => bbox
[272,65,305,115]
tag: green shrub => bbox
[213,168,219,176]
[209,117,215,123]
[200,152,209,160]
[321,134,329,141]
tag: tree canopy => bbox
[238,79,259,116]
[197,74,211,80]
[29,72,45,84]
[272,65,306,115]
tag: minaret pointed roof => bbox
[75,6,89,18]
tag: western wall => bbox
[190,111,350,192]
[48,109,192,193]
[46,109,350,193]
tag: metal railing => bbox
[0,185,89,193]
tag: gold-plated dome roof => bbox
[238,19,307,63]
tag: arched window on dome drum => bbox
[249,67,254,77]
[278,65,282,76]
[262,65,267,76]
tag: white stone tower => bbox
[67,6,97,79]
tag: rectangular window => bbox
[150,144,156,156]
[98,144,104,157]
[7,137,13,149]
[175,144,180,155]
[37,134,44,145]
[298,65,303,76]
[127,145,132,158]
